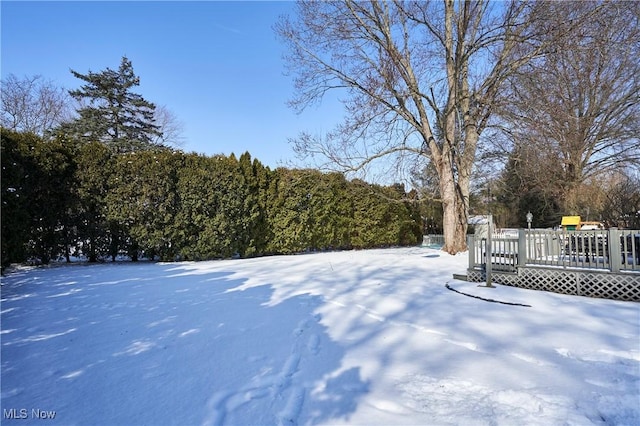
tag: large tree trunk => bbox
[441,192,469,254]
[439,158,468,254]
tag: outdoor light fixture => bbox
[526,211,533,230]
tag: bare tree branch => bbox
[1,74,73,136]
[496,0,640,213]
[276,0,559,253]
[153,105,186,148]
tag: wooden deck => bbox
[465,229,640,301]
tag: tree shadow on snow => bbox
[0,262,368,426]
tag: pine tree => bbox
[66,56,162,152]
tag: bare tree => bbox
[153,105,186,148]
[602,171,640,229]
[498,1,640,214]
[1,74,72,136]
[276,0,577,253]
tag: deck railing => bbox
[469,229,640,273]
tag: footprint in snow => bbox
[307,334,320,355]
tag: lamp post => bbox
[526,211,533,230]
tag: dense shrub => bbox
[1,129,423,266]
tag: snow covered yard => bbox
[1,247,639,425]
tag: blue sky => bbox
[1,1,344,168]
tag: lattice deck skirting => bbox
[467,266,640,302]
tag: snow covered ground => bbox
[1,246,639,425]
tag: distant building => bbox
[468,215,495,239]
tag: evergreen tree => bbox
[348,180,388,249]
[66,56,162,152]
[74,142,113,262]
[302,171,352,251]
[107,150,182,260]
[0,129,76,265]
[266,169,318,254]
[348,181,421,249]
[175,153,217,260]
[237,152,269,257]
[248,157,273,256]
[1,129,35,267]
[176,152,260,260]
[3,126,424,267]
[209,154,249,258]
[29,136,78,263]
[496,149,563,228]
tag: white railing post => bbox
[518,229,527,267]
[484,215,494,287]
[609,228,621,273]
[468,235,475,269]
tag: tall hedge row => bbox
[1,129,423,266]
